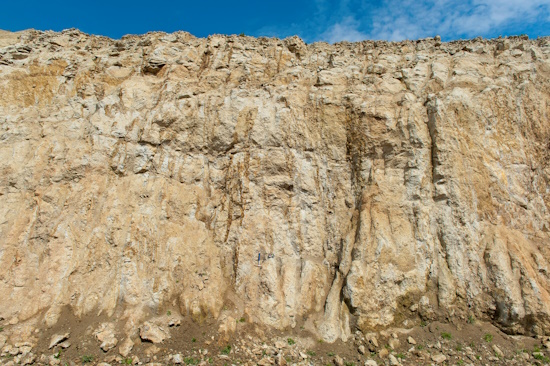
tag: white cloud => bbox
[253,0,550,43]
[319,16,369,43]
[367,0,550,41]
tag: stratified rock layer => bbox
[0,29,549,341]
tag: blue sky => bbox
[1,0,549,42]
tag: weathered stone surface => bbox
[0,29,549,344]
[140,322,169,344]
[48,334,69,349]
[95,323,118,351]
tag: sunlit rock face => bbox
[0,28,549,341]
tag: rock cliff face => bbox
[0,29,549,342]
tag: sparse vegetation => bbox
[327,352,335,357]
[483,333,493,342]
[441,332,452,340]
[81,355,93,363]
[534,345,542,352]
[287,338,295,346]
[123,358,133,365]
[307,350,316,357]
[456,343,463,352]
[416,345,424,350]
[184,357,199,365]
[533,353,550,363]
[467,315,475,324]
[396,353,406,359]
[420,320,427,327]
[166,310,171,316]
[221,344,231,355]
[239,317,245,322]
[192,337,196,343]
[344,362,355,366]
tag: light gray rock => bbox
[431,354,447,364]
[48,333,69,349]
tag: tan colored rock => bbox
[140,322,168,344]
[0,29,549,343]
[119,337,134,357]
[48,333,69,349]
[95,323,118,351]
[431,354,447,364]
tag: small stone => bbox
[49,333,69,349]
[378,348,389,358]
[407,336,416,345]
[389,354,400,366]
[140,322,169,344]
[59,341,71,349]
[364,360,378,366]
[299,351,308,359]
[119,338,134,357]
[333,355,344,366]
[388,338,400,349]
[97,363,111,366]
[492,344,504,358]
[358,345,366,355]
[275,340,286,349]
[431,354,447,364]
[172,354,183,364]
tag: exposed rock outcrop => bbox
[0,28,549,343]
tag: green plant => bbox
[533,353,550,362]
[416,345,424,350]
[327,352,335,357]
[420,320,427,327]
[307,350,316,357]
[456,343,463,352]
[0,327,3,332]
[221,345,231,355]
[483,333,493,342]
[457,360,464,365]
[385,344,392,350]
[166,310,171,316]
[534,345,542,352]
[469,341,476,348]
[192,337,196,343]
[81,355,93,363]
[344,362,355,366]
[441,332,452,340]
[184,357,199,365]
[396,353,406,359]
[239,317,245,323]
[287,338,295,346]
[208,358,213,364]
[467,315,475,324]
[54,351,61,359]
[476,355,481,360]
[239,33,245,37]
[123,358,133,365]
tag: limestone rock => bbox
[431,354,447,364]
[0,29,549,343]
[95,323,118,351]
[48,334,69,349]
[140,323,169,344]
[119,338,134,357]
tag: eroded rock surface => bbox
[0,28,549,342]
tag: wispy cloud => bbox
[367,0,550,41]
[320,16,368,43]
[254,0,550,43]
